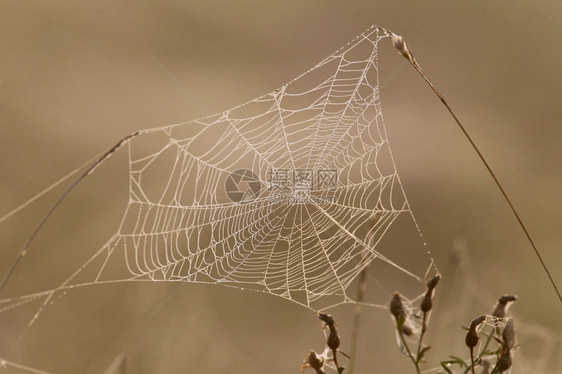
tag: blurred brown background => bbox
[1,1,561,373]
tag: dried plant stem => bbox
[462,329,494,374]
[396,328,421,374]
[381,27,562,303]
[463,340,488,374]
[469,347,476,374]
[348,220,376,374]
[412,48,561,302]
[348,268,367,374]
[416,311,428,357]
[332,352,340,370]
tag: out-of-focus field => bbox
[0,1,561,373]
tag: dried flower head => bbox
[317,312,335,327]
[421,273,441,312]
[301,350,325,374]
[385,30,415,62]
[492,295,518,319]
[465,315,486,349]
[390,292,406,322]
[390,292,413,336]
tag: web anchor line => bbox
[379,27,562,303]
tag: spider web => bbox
[107,25,429,309]
[0,26,437,372]
[5,26,431,310]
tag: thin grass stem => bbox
[380,27,562,303]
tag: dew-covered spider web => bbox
[105,26,432,309]
[1,25,560,373]
[1,26,433,316]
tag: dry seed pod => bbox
[390,292,406,322]
[465,315,486,349]
[421,274,441,312]
[421,293,433,313]
[492,295,518,319]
